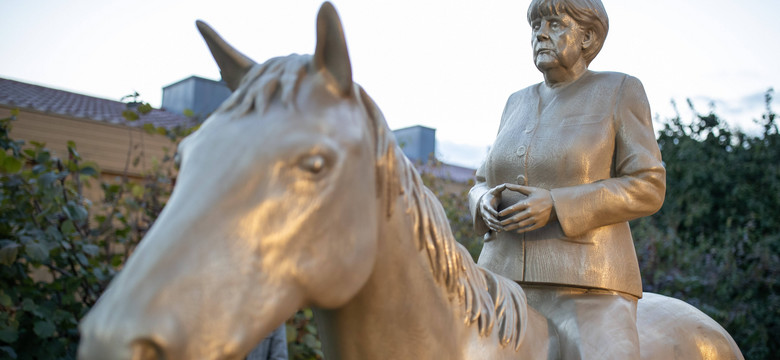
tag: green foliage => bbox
[419,161,482,261]
[286,309,323,360]
[2,88,776,359]
[420,90,779,358]
[633,90,779,359]
[0,108,319,359]
[0,111,183,359]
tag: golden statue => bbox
[78,2,743,359]
[470,0,662,357]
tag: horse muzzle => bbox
[78,335,165,360]
[77,303,179,360]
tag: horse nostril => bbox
[131,339,165,360]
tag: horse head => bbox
[78,3,383,359]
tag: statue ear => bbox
[313,2,353,97]
[196,20,255,91]
[582,28,596,50]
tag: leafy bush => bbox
[633,90,779,359]
[0,108,182,359]
[1,89,777,359]
[286,309,323,360]
[428,90,780,359]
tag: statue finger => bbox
[485,217,503,232]
[484,215,502,228]
[504,183,534,195]
[482,210,503,225]
[489,184,507,195]
[505,222,534,232]
[499,211,531,226]
[481,203,499,217]
[516,222,544,233]
[488,224,503,233]
[504,217,535,232]
[498,202,528,217]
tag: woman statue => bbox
[469,0,665,358]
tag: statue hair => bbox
[527,0,609,65]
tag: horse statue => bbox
[78,3,743,359]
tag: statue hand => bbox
[498,184,556,233]
[480,184,506,233]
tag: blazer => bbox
[469,71,665,298]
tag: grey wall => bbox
[161,78,437,166]
[393,125,436,163]
[161,76,231,121]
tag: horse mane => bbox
[356,87,530,351]
[217,54,312,116]
[226,54,530,350]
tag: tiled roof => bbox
[417,162,476,183]
[0,77,195,129]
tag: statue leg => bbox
[523,285,640,360]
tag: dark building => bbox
[393,125,436,164]
[0,77,193,182]
[161,76,231,121]
[160,75,475,183]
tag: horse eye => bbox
[300,154,327,175]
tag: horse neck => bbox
[313,162,471,360]
[312,93,544,358]
[315,192,552,358]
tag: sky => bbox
[2,0,779,168]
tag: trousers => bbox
[522,284,640,360]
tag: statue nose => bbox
[78,337,166,360]
[131,339,165,360]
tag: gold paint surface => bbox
[78,2,743,360]
[471,70,665,298]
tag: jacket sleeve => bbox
[468,162,490,235]
[468,92,517,236]
[550,76,666,237]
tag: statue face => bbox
[531,13,585,73]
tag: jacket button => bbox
[516,175,527,185]
[516,146,527,156]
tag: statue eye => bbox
[299,154,328,175]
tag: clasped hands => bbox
[480,183,556,234]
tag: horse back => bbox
[637,292,743,360]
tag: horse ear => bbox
[196,20,255,92]
[313,2,353,97]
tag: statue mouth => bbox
[536,49,555,55]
